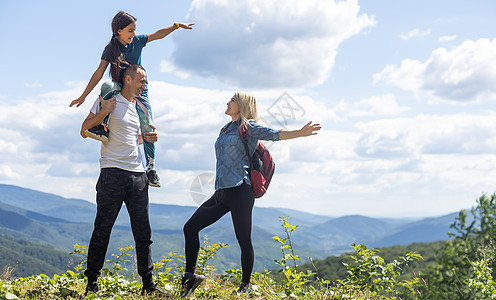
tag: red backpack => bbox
[239,125,275,198]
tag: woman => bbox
[181,92,321,297]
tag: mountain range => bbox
[0,183,458,277]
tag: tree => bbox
[421,193,496,299]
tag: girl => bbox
[70,11,194,187]
[180,92,321,297]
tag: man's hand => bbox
[143,124,159,143]
[101,95,116,113]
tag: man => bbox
[80,64,167,297]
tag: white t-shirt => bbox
[90,93,145,172]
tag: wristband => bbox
[174,22,180,29]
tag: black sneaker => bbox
[85,124,109,143]
[147,170,161,187]
[141,283,172,298]
[85,281,98,295]
[235,282,251,295]
[181,274,205,298]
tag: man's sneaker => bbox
[235,282,251,295]
[147,170,161,187]
[141,283,172,298]
[85,124,109,143]
[181,274,205,298]
[85,281,98,295]
[101,81,121,100]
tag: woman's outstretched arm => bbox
[278,121,321,140]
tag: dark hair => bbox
[122,64,146,83]
[103,11,137,82]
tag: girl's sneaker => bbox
[147,170,161,187]
[85,125,109,143]
[85,82,121,143]
[101,81,121,100]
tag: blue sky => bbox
[1,0,496,218]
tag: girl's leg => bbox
[85,82,121,143]
[100,81,121,126]
[225,183,255,284]
[135,97,155,171]
[183,190,230,273]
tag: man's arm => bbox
[80,96,116,138]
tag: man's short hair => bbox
[122,64,146,82]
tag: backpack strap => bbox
[238,124,254,172]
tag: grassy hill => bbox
[0,232,75,277]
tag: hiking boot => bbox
[147,170,161,187]
[85,281,98,295]
[181,274,205,298]
[235,282,251,295]
[101,81,121,100]
[85,124,109,143]
[141,282,172,298]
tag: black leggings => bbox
[183,182,255,283]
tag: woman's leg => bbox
[183,190,230,273]
[225,183,255,284]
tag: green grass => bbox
[0,269,378,299]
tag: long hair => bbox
[103,11,137,82]
[235,91,258,128]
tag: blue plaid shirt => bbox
[214,120,281,190]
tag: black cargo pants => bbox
[84,167,153,284]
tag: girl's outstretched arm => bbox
[148,22,195,42]
[70,59,109,107]
[278,121,321,140]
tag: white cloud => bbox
[355,112,496,158]
[167,0,376,88]
[3,80,496,218]
[398,28,431,40]
[159,60,191,79]
[0,165,22,180]
[334,94,410,118]
[438,34,457,43]
[373,38,496,102]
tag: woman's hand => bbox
[278,121,321,140]
[299,121,321,137]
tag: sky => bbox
[1,0,496,218]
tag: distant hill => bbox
[372,213,459,247]
[0,184,458,276]
[0,232,75,277]
[0,184,96,223]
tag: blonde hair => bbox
[234,91,258,127]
